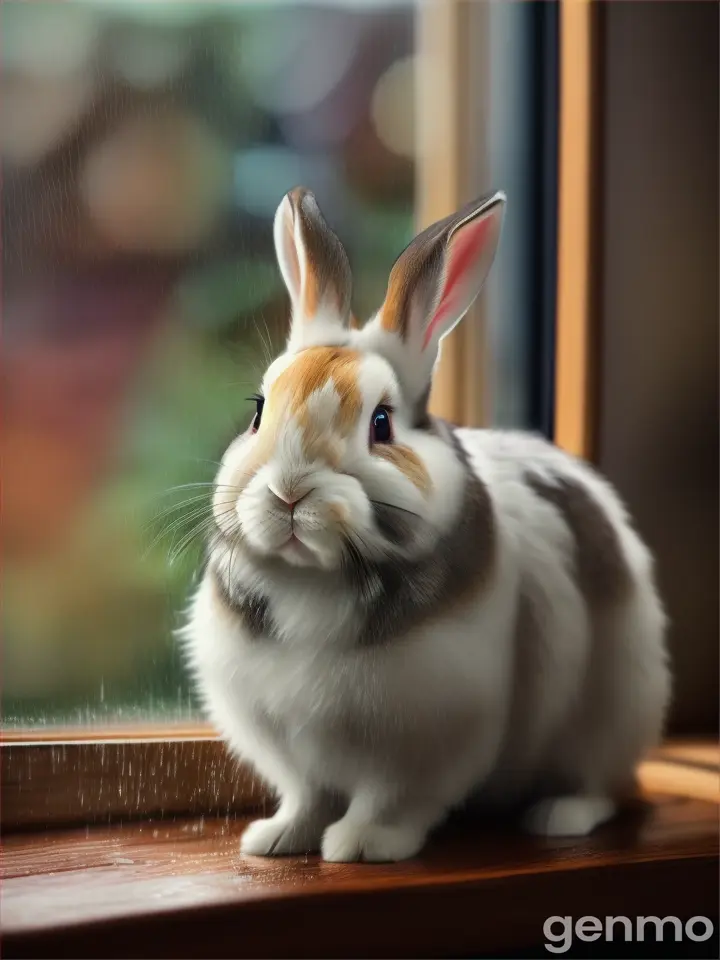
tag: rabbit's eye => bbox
[370,405,393,444]
[247,395,264,433]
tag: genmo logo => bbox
[543,915,715,954]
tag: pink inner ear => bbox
[422,214,494,349]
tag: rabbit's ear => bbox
[376,191,505,401]
[273,187,352,347]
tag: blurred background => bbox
[2,0,716,733]
[2,0,417,725]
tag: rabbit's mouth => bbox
[277,531,317,566]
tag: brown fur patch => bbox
[373,444,433,495]
[525,473,631,606]
[328,501,350,526]
[286,187,351,320]
[273,346,363,433]
[242,348,363,473]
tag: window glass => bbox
[3,0,417,727]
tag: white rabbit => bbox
[181,187,670,862]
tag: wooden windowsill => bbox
[0,723,217,743]
[3,744,718,959]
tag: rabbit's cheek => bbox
[235,489,292,554]
[327,501,350,528]
[292,502,341,545]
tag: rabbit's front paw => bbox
[321,818,425,863]
[240,813,322,856]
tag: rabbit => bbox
[181,186,671,863]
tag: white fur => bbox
[181,190,670,862]
[182,419,670,861]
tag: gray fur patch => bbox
[525,473,631,606]
[211,568,276,639]
[370,501,418,547]
[353,427,495,647]
[411,385,433,429]
[428,416,471,464]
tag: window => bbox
[4,4,718,956]
[3,0,419,732]
[3,0,558,738]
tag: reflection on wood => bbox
[2,744,718,958]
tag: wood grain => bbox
[1,737,266,830]
[2,744,718,959]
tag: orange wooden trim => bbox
[638,762,720,805]
[555,0,600,459]
[651,741,720,768]
[0,722,217,744]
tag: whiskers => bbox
[143,482,241,566]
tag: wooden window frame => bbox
[424,0,600,455]
[553,0,600,460]
[1,725,259,831]
[2,0,599,833]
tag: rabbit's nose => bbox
[268,484,312,511]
